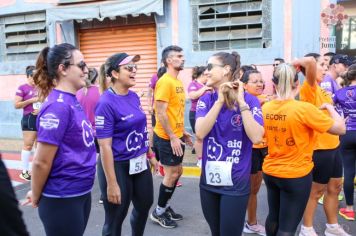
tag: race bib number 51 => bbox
[129,154,147,175]
[205,161,233,186]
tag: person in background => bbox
[187,66,211,167]
[324,52,336,68]
[14,65,40,181]
[25,43,96,236]
[238,65,255,80]
[333,64,356,221]
[99,63,111,94]
[273,58,285,73]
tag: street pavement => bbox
[16,175,356,236]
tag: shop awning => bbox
[46,0,163,23]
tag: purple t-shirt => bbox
[148,74,159,106]
[188,81,205,111]
[320,74,340,96]
[76,85,100,134]
[95,89,149,161]
[15,83,38,115]
[333,85,356,131]
[196,92,263,196]
[36,89,96,197]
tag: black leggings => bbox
[200,188,249,236]
[263,173,312,236]
[38,193,91,236]
[98,159,153,236]
[189,110,196,134]
[340,130,356,206]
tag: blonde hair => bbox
[273,64,297,100]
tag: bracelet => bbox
[239,105,250,112]
[146,152,155,159]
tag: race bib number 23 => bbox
[205,161,233,186]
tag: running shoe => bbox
[19,171,31,181]
[158,164,165,177]
[150,210,177,228]
[298,225,318,236]
[243,222,266,236]
[176,181,182,187]
[166,206,183,221]
[339,208,355,221]
[318,194,344,205]
[325,224,351,236]
[196,158,202,168]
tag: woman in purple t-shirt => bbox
[24,43,96,236]
[333,64,356,221]
[14,66,40,181]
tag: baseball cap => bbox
[105,53,140,77]
[330,54,353,67]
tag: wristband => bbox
[146,152,155,159]
[239,105,250,112]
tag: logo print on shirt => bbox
[126,130,143,151]
[207,137,223,161]
[346,90,354,100]
[57,94,64,102]
[231,114,242,127]
[95,116,105,129]
[196,100,206,110]
[82,120,95,147]
[252,107,263,118]
[39,113,60,129]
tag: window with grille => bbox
[191,0,272,51]
[0,12,47,61]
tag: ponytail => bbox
[344,64,356,86]
[33,47,54,101]
[273,64,297,100]
[99,63,108,94]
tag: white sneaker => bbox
[243,222,266,236]
[299,225,318,236]
[325,224,351,236]
[196,159,202,168]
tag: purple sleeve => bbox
[37,103,71,146]
[95,100,115,139]
[15,85,24,97]
[246,94,264,126]
[188,81,198,93]
[195,94,211,119]
[149,74,158,89]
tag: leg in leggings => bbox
[38,193,91,236]
[200,188,220,236]
[263,174,280,236]
[278,174,312,235]
[189,110,196,134]
[220,194,249,236]
[130,166,154,236]
[98,161,133,236]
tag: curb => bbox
[182,166,201,177]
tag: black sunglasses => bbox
[122,64,137,72]
[69,61,88,72]
[206,63,224,71]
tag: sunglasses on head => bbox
[206,63,224,71]
[122,64,137,72]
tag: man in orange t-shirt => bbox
[150,46,193,229]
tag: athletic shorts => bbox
[152,132,185,166]
[94,138,100,154]
[312,148,343,184]
[21,113,37,131]
[251,147,268,174]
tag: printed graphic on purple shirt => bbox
[15,83,38,115]
[188,81,205,111]
[95,90,149,161]
[320,74,340,96]
[196,92,263,196]
[333,85,356,131]
[37,89,96,197]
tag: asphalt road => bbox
[16,176,355,236]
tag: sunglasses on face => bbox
[206,63,224,71]
[273,63,280,67]
[122,64,137,72]
[69,61,88,72]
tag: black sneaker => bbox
[166,207,183,221]
[150,210,177,228]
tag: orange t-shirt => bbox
[154,73,185,140]
[262,100,334,178]
[299,82,339,150]
[253,94,267,149]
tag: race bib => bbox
[205,161,233,186]
[33,102,41,110]
[129,153,148,175]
